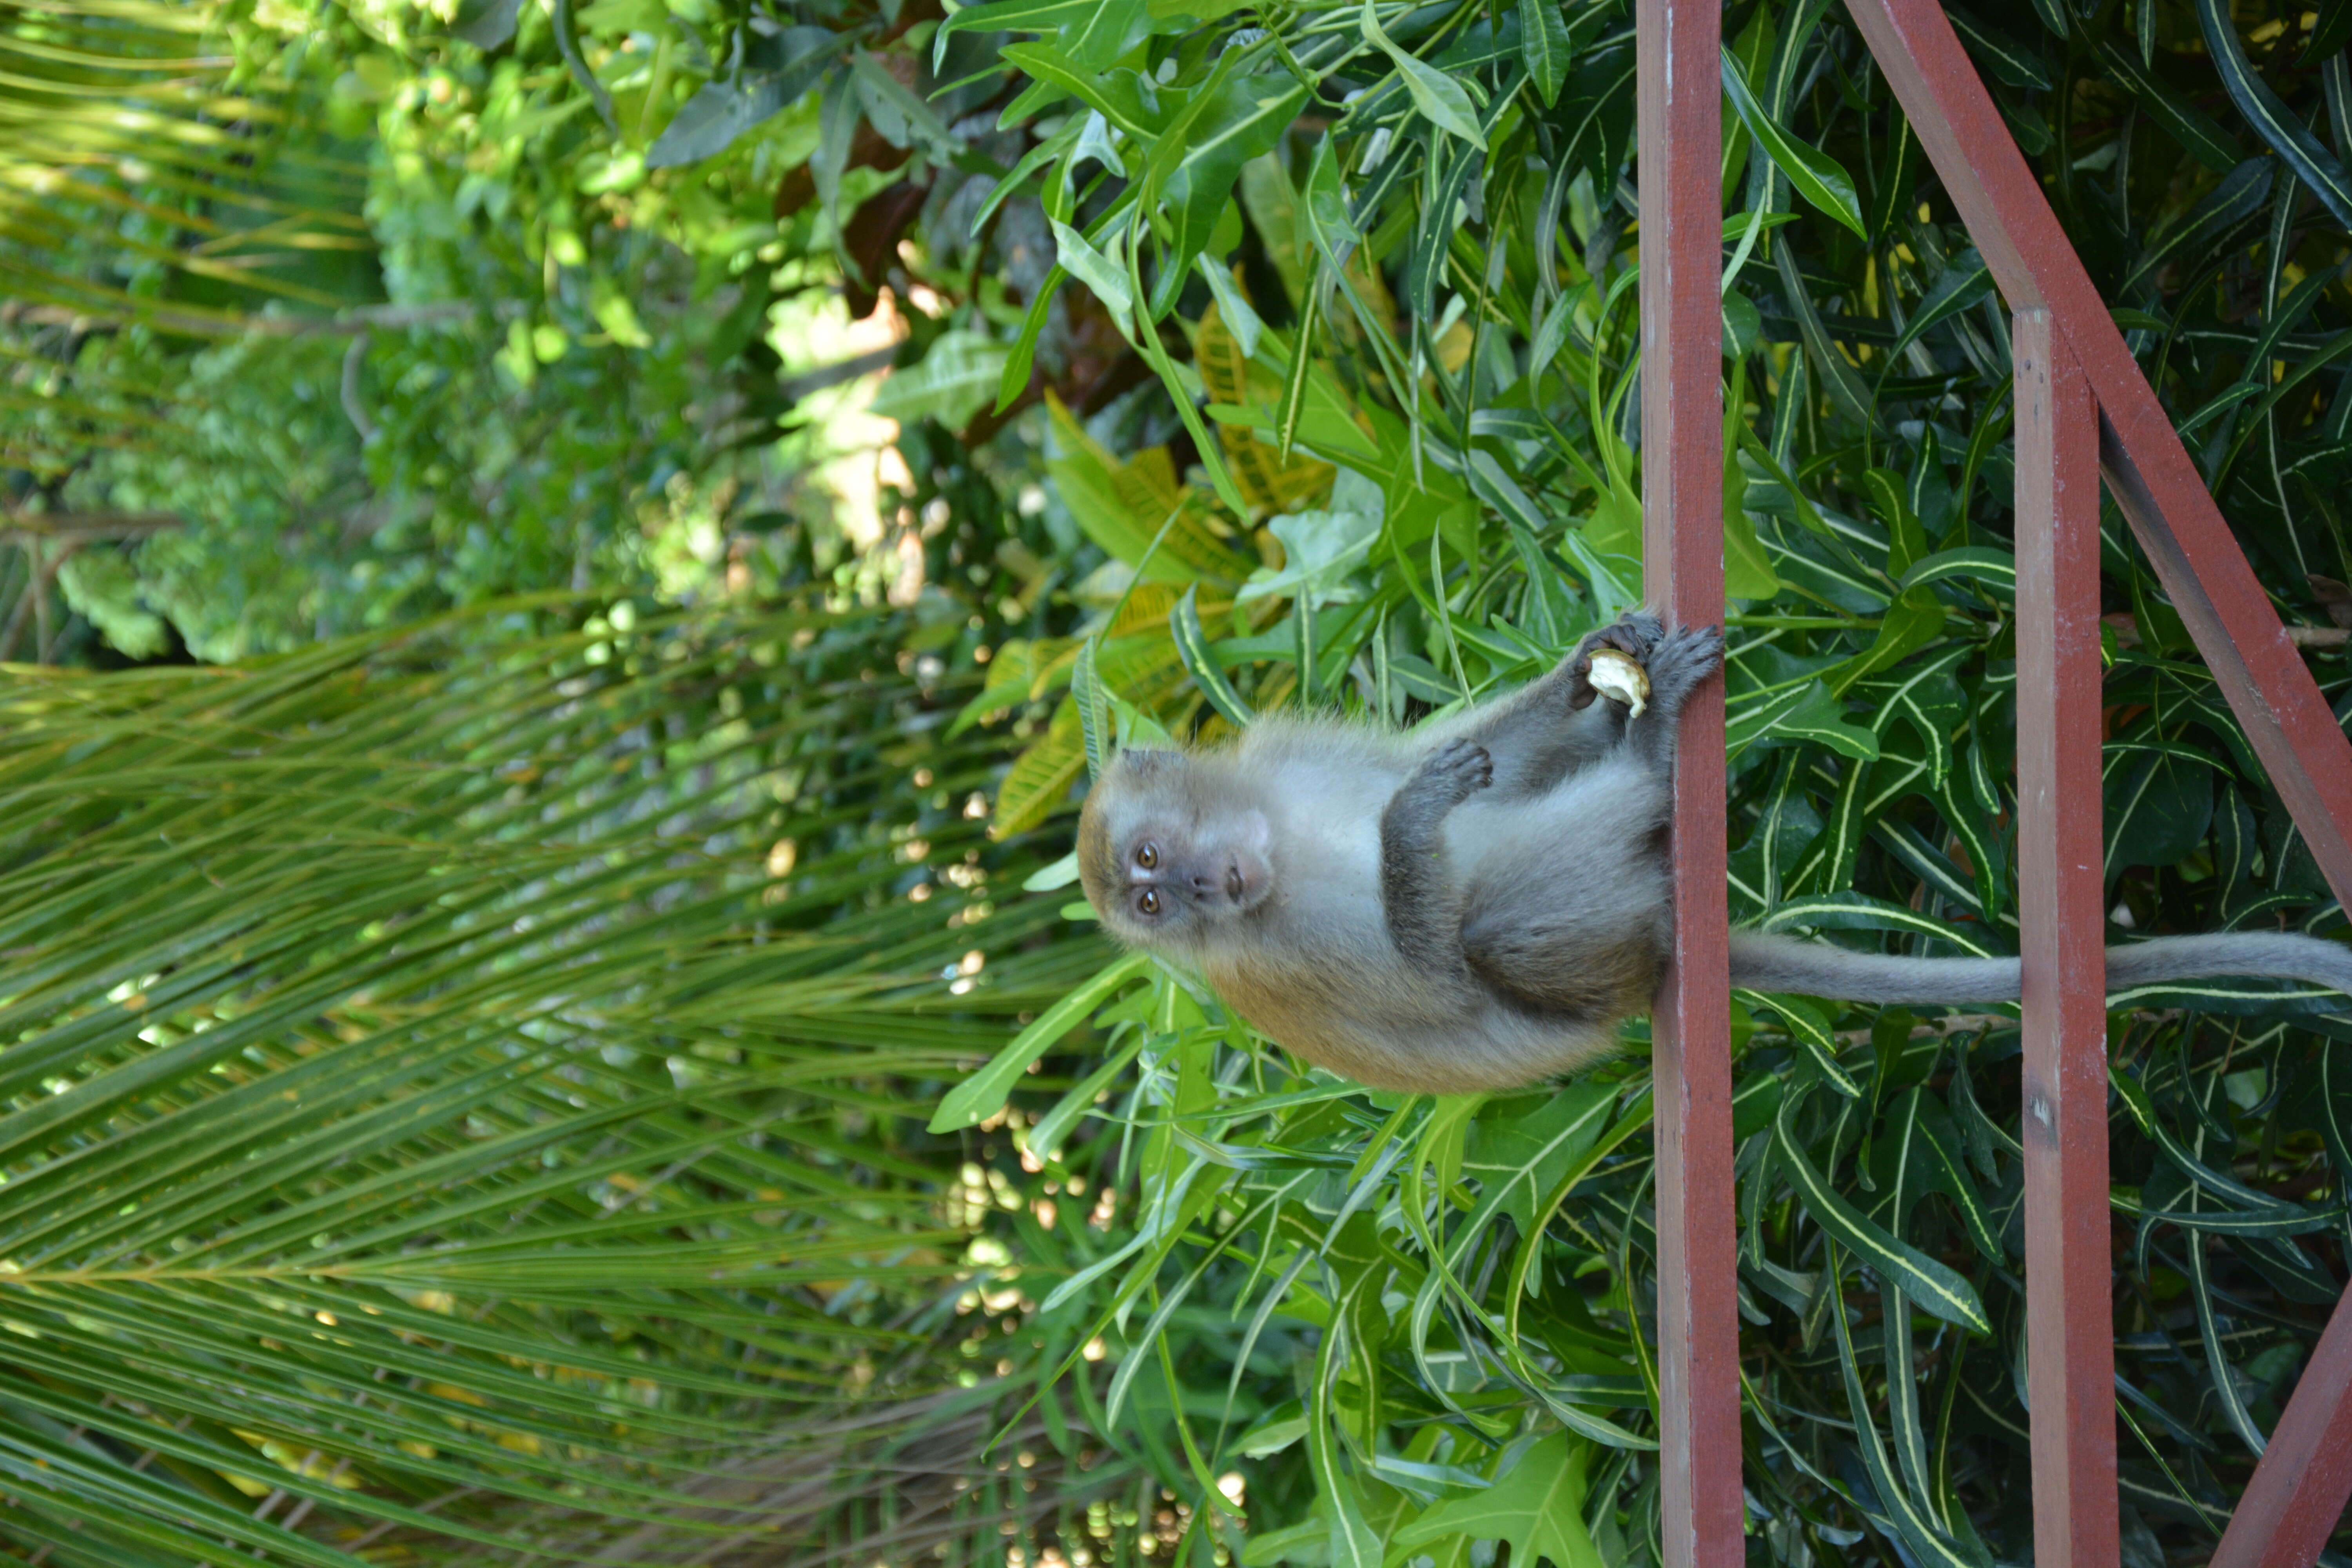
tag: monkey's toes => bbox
[1656,624,1725,676]
[1640,625,1725,710]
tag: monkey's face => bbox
[1076,751,1273,952]
[1107,811,1273,944]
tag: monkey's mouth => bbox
[1216,851,1271,911]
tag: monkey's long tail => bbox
[1726,929,2352,1004]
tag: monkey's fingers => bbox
[1593,623,1651,658]
[1423,739,1495,796]
[1566,655,1594,710]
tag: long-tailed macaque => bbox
[1074,611,2352,1093]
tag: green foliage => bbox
[22,0,2352,1560]
[912,0,2352,1563]
[0,597,1123,1563]
[0,0,1073,660]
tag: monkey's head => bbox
[1076,747,1274,953]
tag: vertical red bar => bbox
[2013,311,2118,1568]
[1637,0,1738,1561]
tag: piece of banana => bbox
[1585,646,1650,719]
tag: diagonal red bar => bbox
[1840,1,2352,1561]
[2014,309,2119,1568]
[1635,0,1739,1559]
[1844,0,2352,913]
[2210,1307,2352,1568]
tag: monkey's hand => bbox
[1381,741,1490,977]
[1564,611,1667,711]
[1409,739,1494,807]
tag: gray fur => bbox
[1073,610,2352,1094]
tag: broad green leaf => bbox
[1826,1260,1987,1568]
[1721,378,1782,600]
[1050,217,1137,331]
[1777,1090,1991,1333]
[1172,584,1255,727]
[2103,728,2217,881]
[2196,0,2352,228]
[2091,38,2238,173]
[927,952,1152,1131]
[1858,466,1931,577]
[1459,1081,1620,1239]
[1737,989,1861,1096]
[1722,49,1865,238]
[1826,588,1944,695]
[851,48,955,151]
[1899,546,2016,595]
[1152,73,1309,267]
[1728,678,1881,761]
[1854,642,1970,789]
[1759,891,2004,958]
[936,0,1101,45]
[1238,507,1381,606]
[1392,1433,1604,1568]
[1725,501,1782,600]
[1058,0,1151,68]
[998,267,1063,411]
[1000,43,1166,137]
[1519,0,1572,106]
[866,329,1009,428]
[1200,256,1266,358]
[645,27,837,167]
[1873,1088,2004,1261]
[1363,0,1487,147]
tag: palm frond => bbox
[0,599,1095,1563]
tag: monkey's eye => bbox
[1135,843,1159,869]
[1136,889,1162,916]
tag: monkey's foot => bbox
[1416,739,1494,803]
[1640,624,1726,715]
[1564,610,1666,710]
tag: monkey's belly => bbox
[1212,950,1646,1094]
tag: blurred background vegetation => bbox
[18,0,2352,1561]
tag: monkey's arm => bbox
[1379,739,1491,976]
[1426,616,1662,792]
[1429,613,1721,793]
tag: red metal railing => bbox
[2013,310,2119,1568]
[1634,0,1741,1561]
[1637,0,2352,1561]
